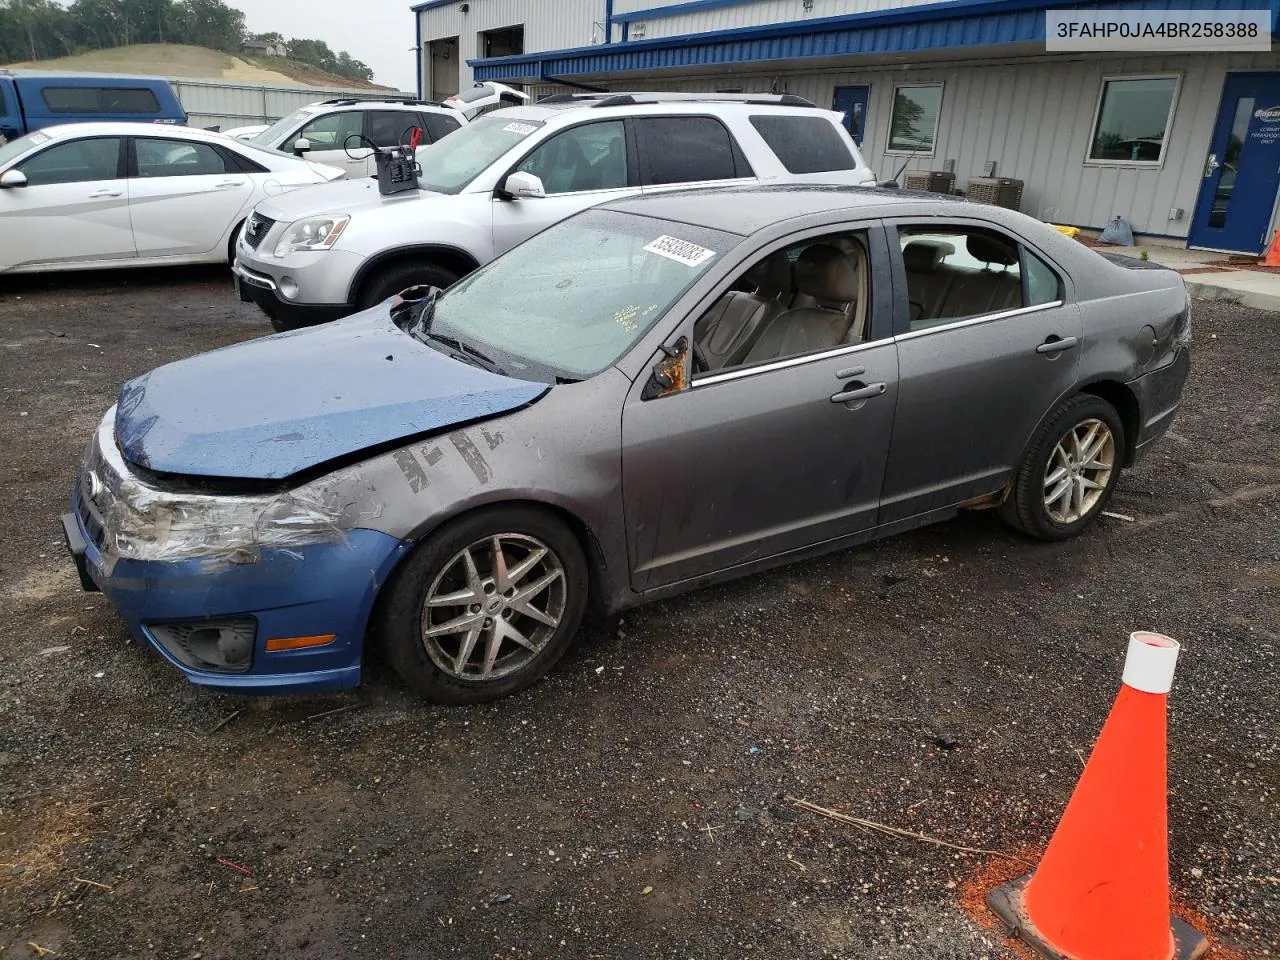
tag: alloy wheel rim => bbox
[420,534,566,681]
[1043,418,1116,524]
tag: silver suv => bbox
[237,98,466,179]
[232,93,876,330]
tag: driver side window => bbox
[297,111,364,151]
[693,232,870,375]
[516,120,628,195]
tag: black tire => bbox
[358,261,460,310]
[375,506,589,705]
[226,219,245,265]
[1000,394,1126,541]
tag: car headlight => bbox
[274,215,350,257]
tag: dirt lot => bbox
[0,269,1276,960]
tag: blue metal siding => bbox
[471,0,1280,80]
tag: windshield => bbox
[417,113,543,194]
[0,130,52,168]
[422,209,739,383]
[251,107,317,147]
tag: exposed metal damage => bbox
[81,410,351,573]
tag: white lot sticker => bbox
[643,235,716,267]
[503,121,538,136]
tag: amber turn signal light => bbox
[264,634,337,653]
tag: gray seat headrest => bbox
[794,244,860,302]
[966,234,1019,267]
[902,240,953,273]
[744,251,791,296]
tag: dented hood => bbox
[114,312,547,481]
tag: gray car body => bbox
[311,184,1189,615]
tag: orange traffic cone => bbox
[1261,229,1280,266]
[988,632,1208,960]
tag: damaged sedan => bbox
[64,185,1191,704]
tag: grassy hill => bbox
[4,43,394,90]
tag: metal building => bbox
[414,0,1280,255]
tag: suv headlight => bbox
[274,215,350,257]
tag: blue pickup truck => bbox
[0,74,186,142]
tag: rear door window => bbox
[898,227,1024,330]
[368,111,418,149]
[634,116,753,186]
[421,112,462,142]
[18,137,122,185]
[135,138,229,177]
[749,115,856,174]
[42,86,161,114]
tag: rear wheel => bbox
[1000,395,1125,540]
[376,507,589,704]
[358,261,460,310]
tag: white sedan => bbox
[0,122,344,275]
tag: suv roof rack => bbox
[538,92,817,109]
[317,97,444,108]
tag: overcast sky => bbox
[225,0,419,92]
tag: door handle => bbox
[1203,152,1220,178]
[213,179,246,189]
[830,381,887,404]
[88,189,123,198]
[1037,336,1080,355]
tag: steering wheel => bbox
[691,341,710,374]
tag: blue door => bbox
[832,85,870,146]
[1190,72,1280,254]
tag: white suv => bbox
[234,98,466,178]
[233,93,876,330]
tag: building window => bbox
[1087,76,1179,165]
[887,83,942,155]
[481,25,524,58]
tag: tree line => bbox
[0,0,375,82]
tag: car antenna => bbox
[885,139,925,189]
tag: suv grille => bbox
[243,213,275,250]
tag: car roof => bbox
[305,99,453,113]
[599,184,966,235]
[28,122,234,143]
[496,99,845,123]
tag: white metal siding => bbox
[173,78,413,132]
[419,0,606,96]
[594,51,1280,238]
[617,0,936,40]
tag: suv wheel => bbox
[1000,395,1125,540]
[376,506,589,704]
[359,262,460,309]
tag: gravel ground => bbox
[0,269,1276,960]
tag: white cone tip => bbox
[1122,631,1180,694]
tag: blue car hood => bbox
[115,312,548,480]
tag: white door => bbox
[490,119,639,257]
[294,110,370,178]
[0,136,133,270]
[128,137,253,259]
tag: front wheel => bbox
[358,261,460,310]
[376,507,589,704]
[1000,395,1125,540]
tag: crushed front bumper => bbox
[64,493,407,695]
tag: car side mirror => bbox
[503,171,546,199]
[0,169,28,189]
[293,137,311,155]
